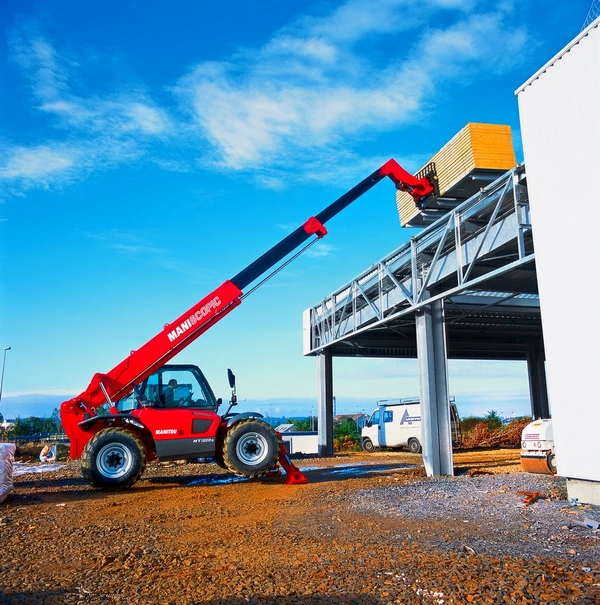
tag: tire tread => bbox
[81,427,147,490]
[222,419,278,478]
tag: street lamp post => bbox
[0,346,11,406]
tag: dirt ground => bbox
[1,448,599,604]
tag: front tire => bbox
[222,420,278,478]
[408,438,421,454]
[81,428,146,490]
[362,437,375,453]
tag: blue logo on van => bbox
[400,409,421,425]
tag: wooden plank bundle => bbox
[397,123,517,227]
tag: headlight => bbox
[522,441,527,449]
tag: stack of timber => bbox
[397,123,517,228]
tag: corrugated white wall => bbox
[516,20,600,482]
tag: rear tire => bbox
[222,420,278,478]
[408,438,421,454]
[81,428,146,490]
[362,437,375,453]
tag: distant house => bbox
[275,423,297,433]
[333,414,369,430]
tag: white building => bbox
[516,18,600,504]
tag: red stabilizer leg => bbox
[277,441,308,485]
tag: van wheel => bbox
[362,438,375,453]
[408,438,421,454]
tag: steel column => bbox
[416,296,454,476]
[527,340,550,419]
[317,348,335,456]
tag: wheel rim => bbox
[96,443,133,479]
[236,432,269,466]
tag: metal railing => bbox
[305,165,535,353]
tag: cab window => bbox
[149,369,216,408]
[371,410,380,425]
[116,394,136,412]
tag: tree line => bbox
[0,408,63,437]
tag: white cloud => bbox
[177,0,528,175]
[1,1,530,195]
[9,30,172,138]
[10,34,69,100]
[306,242,336,258]
[255,174,286,190]
[302,0,423,43]
[123,103,171,135]
[1,27,174,192]
[265,36,338,63]
[0,145,77,181]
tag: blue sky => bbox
[0,0,589,421]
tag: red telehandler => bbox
[60,160,435,489]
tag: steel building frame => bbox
[303,165,545,473]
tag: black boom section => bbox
[230,167,386,291]
[314,169,385,224]
[231,226,315,291]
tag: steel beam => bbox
[416,297,454,477]
[527,340,550,419]
[317,348,334,456]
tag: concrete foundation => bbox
[566,478,600,506]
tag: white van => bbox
[361,397,461,454]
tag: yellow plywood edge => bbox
[396,123,517,227]
[469,123,516,169]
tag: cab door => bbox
[133,366,220,460]
[138,407,220,460]
[379,407,398,447]
[363,409,381,447]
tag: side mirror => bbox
[216,397,222,407]
[366,421,372,428]
[228,368,238,406]
[221,370,239,418]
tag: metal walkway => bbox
[304,165,540,360]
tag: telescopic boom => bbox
[61,159,434,418]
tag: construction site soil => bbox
[2,448,599,604]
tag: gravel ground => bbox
[1,450,599,604]
[352,473,600,560]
